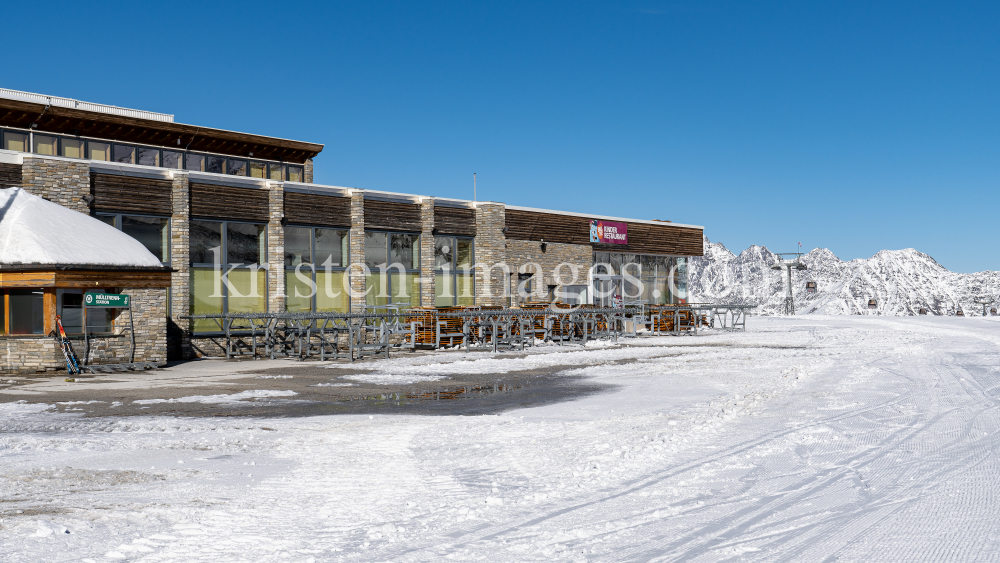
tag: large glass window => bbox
[190,220,268,332]
[162,150,183,169]
[287,166,303,182]
[113,144,135,164]
[592,252,686,304]
[3,131,27,152]
[97,213,170,264]
[249,161,266,178]
[190,220,222,264]
[185,153,205,172]
[284,226,350,313]
[227,159,246,176]
[9,289,44,335]
[61,138,84,159]
[365,231,420,307]
[33,135,57,156]
[226,223,266,265]
[137,147,159,166]
[88,141,110,161]
[206,156,226,174]
[269,164,284,181]
[434,236,474,307]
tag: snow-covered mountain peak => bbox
[689,237,998,316]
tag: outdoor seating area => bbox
[184,303,755,362]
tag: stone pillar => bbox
[304,159,314,184]
[474,202,507,306]
[21,156,90,213]
[169,171,191,360]
[349,191,367,311]
[267,183,286,313]
[420,198,436,308]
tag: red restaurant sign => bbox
[590,220,628,244]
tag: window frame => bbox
[1,126,309,181]
[95,212,171,266]
[284,225,351,313]
[364,230,421,308]
[189,219,269,333]
[433,235,475,307]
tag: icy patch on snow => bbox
[0,400,55,418]
[344,373,447,385]
[133,390,297,405]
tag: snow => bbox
[132,390,298,405]
[3,316,1000,561]
[0,188,163,267]
[690,236,1000,316]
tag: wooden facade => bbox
[0,162,21,188]
[284,191,351,227]
[433,204,476,237]
[0,268,172,289]
[190,182,269,222]
[90,172,172,215]
[364,199,422,232]
[504,209,703,256]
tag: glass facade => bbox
[284,226,350,313]
[0,126,307,182]
[97,213,170,263]
[433,236,474,307]
[190,220,267,333]
[593,252,688,304]
[364,232,420,307]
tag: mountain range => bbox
[687,238,999,316]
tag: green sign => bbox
[84,292,130,308]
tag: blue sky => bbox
[5,1,998,272]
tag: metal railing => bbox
[0,88,175,122]
[181,303,753,361]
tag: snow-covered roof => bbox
[0,188,165,268]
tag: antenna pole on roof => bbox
[474,173,477,203]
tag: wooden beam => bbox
[43,288,56,336]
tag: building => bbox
[0,188,170,371]
[0,88,703,364]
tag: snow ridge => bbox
[688,237,999,316]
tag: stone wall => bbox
[419,198,436,307]
[87,287,168,365]
[0,287,167,373]
[349,192,367,310]
[169,172,191,360]
[21,156,90,214]
[304,159,314,184]
[506,240,593,301]
[474,203,508,306]
[267,183,286,313]
[0,337,63,373]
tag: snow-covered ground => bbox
[3,316,1000,562]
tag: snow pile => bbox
[689,237,999,316]
[0,188,164,267]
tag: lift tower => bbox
[771,253,808,315]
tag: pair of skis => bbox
[54,315,81,375]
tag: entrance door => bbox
[592,275,623,307]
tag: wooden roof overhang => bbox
[0,98,323,164]
[0,265,172,289]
